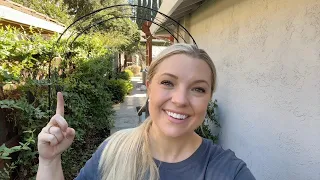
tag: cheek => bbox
[150,87,170,102]
[149,90,167,111]
[192,98,211,115]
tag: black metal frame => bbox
[69,16,180,46]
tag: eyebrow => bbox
[193,80,210,87]
[160,73,210,87]
[160,73,178,79]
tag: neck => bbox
[148,122,202,163]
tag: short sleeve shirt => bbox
[75,138,256,180]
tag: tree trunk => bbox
[0,85,5,100]
[124,53,128,69]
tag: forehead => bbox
[155,54,212,82]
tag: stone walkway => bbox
[110,77,147,134]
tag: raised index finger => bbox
[56,92,64,117]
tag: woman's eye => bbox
[160,80,173,87]
[193,87,206,93]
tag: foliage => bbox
[126,65,141,75]
[135,0,162,28]
[0,140,32,160]
[0,26,57,83]
[62,0,141,53]
[0,133,34,180]
[135,44,147,69]
[125,69,134,78]
[115,71,130,80]
[0,0,143,175]
[57,55,133,178]
[0,62,115,180]
[106,79,133,103]
[11,0,71,25]
[0,96,49,180]
[60,80,114,178]
[63,0,127,20]
[12,0,141,54]
[125,80,134,94]
[0,25,137,179]
[11,0,141,54]
[195,100,221,143]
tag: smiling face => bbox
[147,54,213,138]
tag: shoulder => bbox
[74,129,134,180]
[75,140,108,180]
[203,139,256,180]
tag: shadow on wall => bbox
[193,0,250,23]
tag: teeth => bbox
[166,111,188,120]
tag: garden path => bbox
[110,76,147,134]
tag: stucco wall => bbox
[188,0,320,179]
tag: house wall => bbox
[177,14,191,43]
[186,0,320,179]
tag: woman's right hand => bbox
[37,92,75,162]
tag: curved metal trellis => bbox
[69,16,180,46]
[54,4,197,46]
[48,4,198,115]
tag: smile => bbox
[165,111,189,120]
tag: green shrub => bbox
[126,65,141,76]
[115,70,134,80]
[106,79,133,103]
[0,91,50,180]
[59,56,115,179]
[115,71,130,80]
[124,80,134,94]
[124,69,134,77]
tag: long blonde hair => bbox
[99,43,217,180]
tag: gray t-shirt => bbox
[75,138,255,180]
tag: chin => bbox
[159,126,192,138]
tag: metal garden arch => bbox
[48,4,198,116]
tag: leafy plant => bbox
[115,71,130,80]
[11,0,71,25]
[195,100,220,143]
[55,55,116,179]
[0,130,38,180]
[106,79,133,103]
[124,69,134,78]
[126,65,141,76]
[0,26,58,83]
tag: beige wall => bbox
[188,0,320,179]
[177,14,191,43]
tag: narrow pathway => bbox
[111,77,147,134]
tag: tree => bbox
[62,0,100,19]
[11,0,71,25]
[62,0,127,19]
[136,0,161,29]
[151,0,158,18]
[11,0,141,58]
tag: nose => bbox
[171,87,188,107]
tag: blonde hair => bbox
[99,43,217,180]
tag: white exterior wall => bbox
[187,0,320,179]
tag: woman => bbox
[36,44,255,180]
